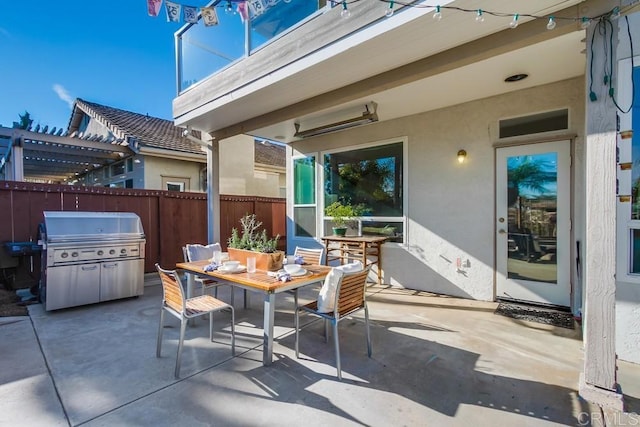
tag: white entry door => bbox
[496,141,571,307]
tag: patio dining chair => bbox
[183,244,236,306]
[295,266,371,380]
[289,246,326,308]
[294,246,325,266]
[155,263,235,379]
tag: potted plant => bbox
[324,201,365,236]
[227,213,284,271]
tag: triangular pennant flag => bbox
[147,0,163,17]
[183,5,198,24]
[237,1,249,23]
[165,1,181,22]
[201,7,219,26]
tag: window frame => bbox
[292,154,318,240]
[320,137,408,246]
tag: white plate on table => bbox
[278,268,307,277]
[218,265,246,274]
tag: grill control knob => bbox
[109,249,116,255]
[120,248,127,254]
[97,250,104,256]
[71,252,78,257]
[61,252,68,258]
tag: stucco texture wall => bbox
[144,156,203,192]
[291,77,585,302]
[219,134,281,197]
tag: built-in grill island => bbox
[40,211,146,311]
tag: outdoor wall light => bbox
[457,149,467,164]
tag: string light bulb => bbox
[509,13,519,29]
[610,6,620,20]
[385,0,395,17]
[580,17,591,29]
[340,1,351,19]
[433,5,442,21]
[546,16,556,30]
[224,0,235,15]
[475,9,484,23]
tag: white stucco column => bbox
[579,15,623,410]
[207,136,220,244]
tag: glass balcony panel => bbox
[249,0,323,51]
[178,10,245,92]
[178,1,327,92]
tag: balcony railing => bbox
[176,0,328,93]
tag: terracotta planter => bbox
[227,248,284,271]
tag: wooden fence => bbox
[0,181,286,286]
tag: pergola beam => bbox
[0,125,133,183]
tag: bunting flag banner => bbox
[237,1,249,23]
[183,5,198,24]
[147,0,163,17]
[201,7,219,26]
[165,1,181,22]
[247,0,267,17]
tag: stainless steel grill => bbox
[40,211,146,311]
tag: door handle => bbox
[498,229,507,234]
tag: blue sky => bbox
[0,1,184,130]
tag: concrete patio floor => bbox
[1,275,639,426]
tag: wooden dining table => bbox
[176,260,331,366]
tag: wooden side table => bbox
[321,235,388,286]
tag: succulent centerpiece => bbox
[227,213,283,271]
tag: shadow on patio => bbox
[1,278,637,426]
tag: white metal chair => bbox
[155,263,235,378]
[295,267,372,380]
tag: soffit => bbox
[251,30,586,142]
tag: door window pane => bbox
[506,153,558,283]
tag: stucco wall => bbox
[289,77,586,302]
[144,156,203,192]
[219,134,282,197]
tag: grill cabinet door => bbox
[100,259,144,302]
[45,263,101,310]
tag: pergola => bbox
[0,126,135,184]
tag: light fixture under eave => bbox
[457,149,467,163]
[294,103,378,139]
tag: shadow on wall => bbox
[383,243,476,300]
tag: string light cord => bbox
[610,16,634,114]
[329,0,618,23]
[588,14,635,113]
